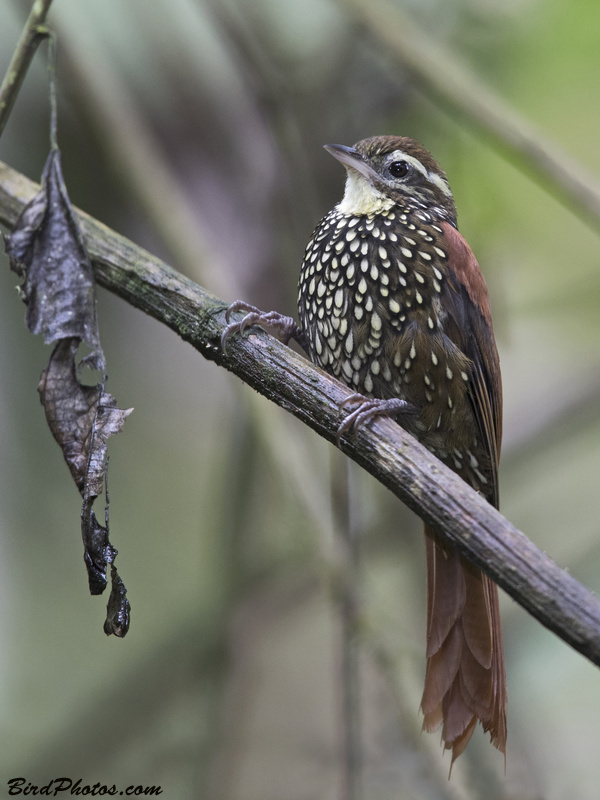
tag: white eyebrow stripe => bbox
[389,150,429,177]
[388,149,452,197]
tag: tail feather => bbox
[421,525,507,764]
[459,643,493,712]
[421,624,462,717]
[443,676,477,743]
[462,562,493,668]
[424,534,466,658]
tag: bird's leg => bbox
[336,393,415,444]
[221,301,307,352]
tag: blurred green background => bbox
[1,0,600,797]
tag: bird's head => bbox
[325,135,457,225]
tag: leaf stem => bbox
[48,30,58,150]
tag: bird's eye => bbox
[389,160,410,178]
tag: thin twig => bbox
[1,159,600,670]
[0,0,54,138]
[342,0,600,233]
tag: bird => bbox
[223,135,506,764]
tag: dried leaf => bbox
[37,337,132,498]
[81,500,116,596]
[104,565,131,638]
[7,146,133,636]
[83,392,132,501]
[38,337,103,492]
[80,382,132,600]
[38,338,131,609]
[6,148,103,368]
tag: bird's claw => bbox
[336,394,414,444]
[221,302,301,352]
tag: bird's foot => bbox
[337,393,414,444]
[221,301,304,352]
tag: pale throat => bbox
[336,170,394,216]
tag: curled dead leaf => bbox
[7,147,132,636]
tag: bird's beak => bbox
[324,143,377,182]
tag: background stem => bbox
[0,0,54,138]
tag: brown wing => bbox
[440,221,502,507]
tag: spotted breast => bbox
[299,174,494,499]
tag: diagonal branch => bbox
[2,158,600,669]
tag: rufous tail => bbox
[420,525,507,765]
